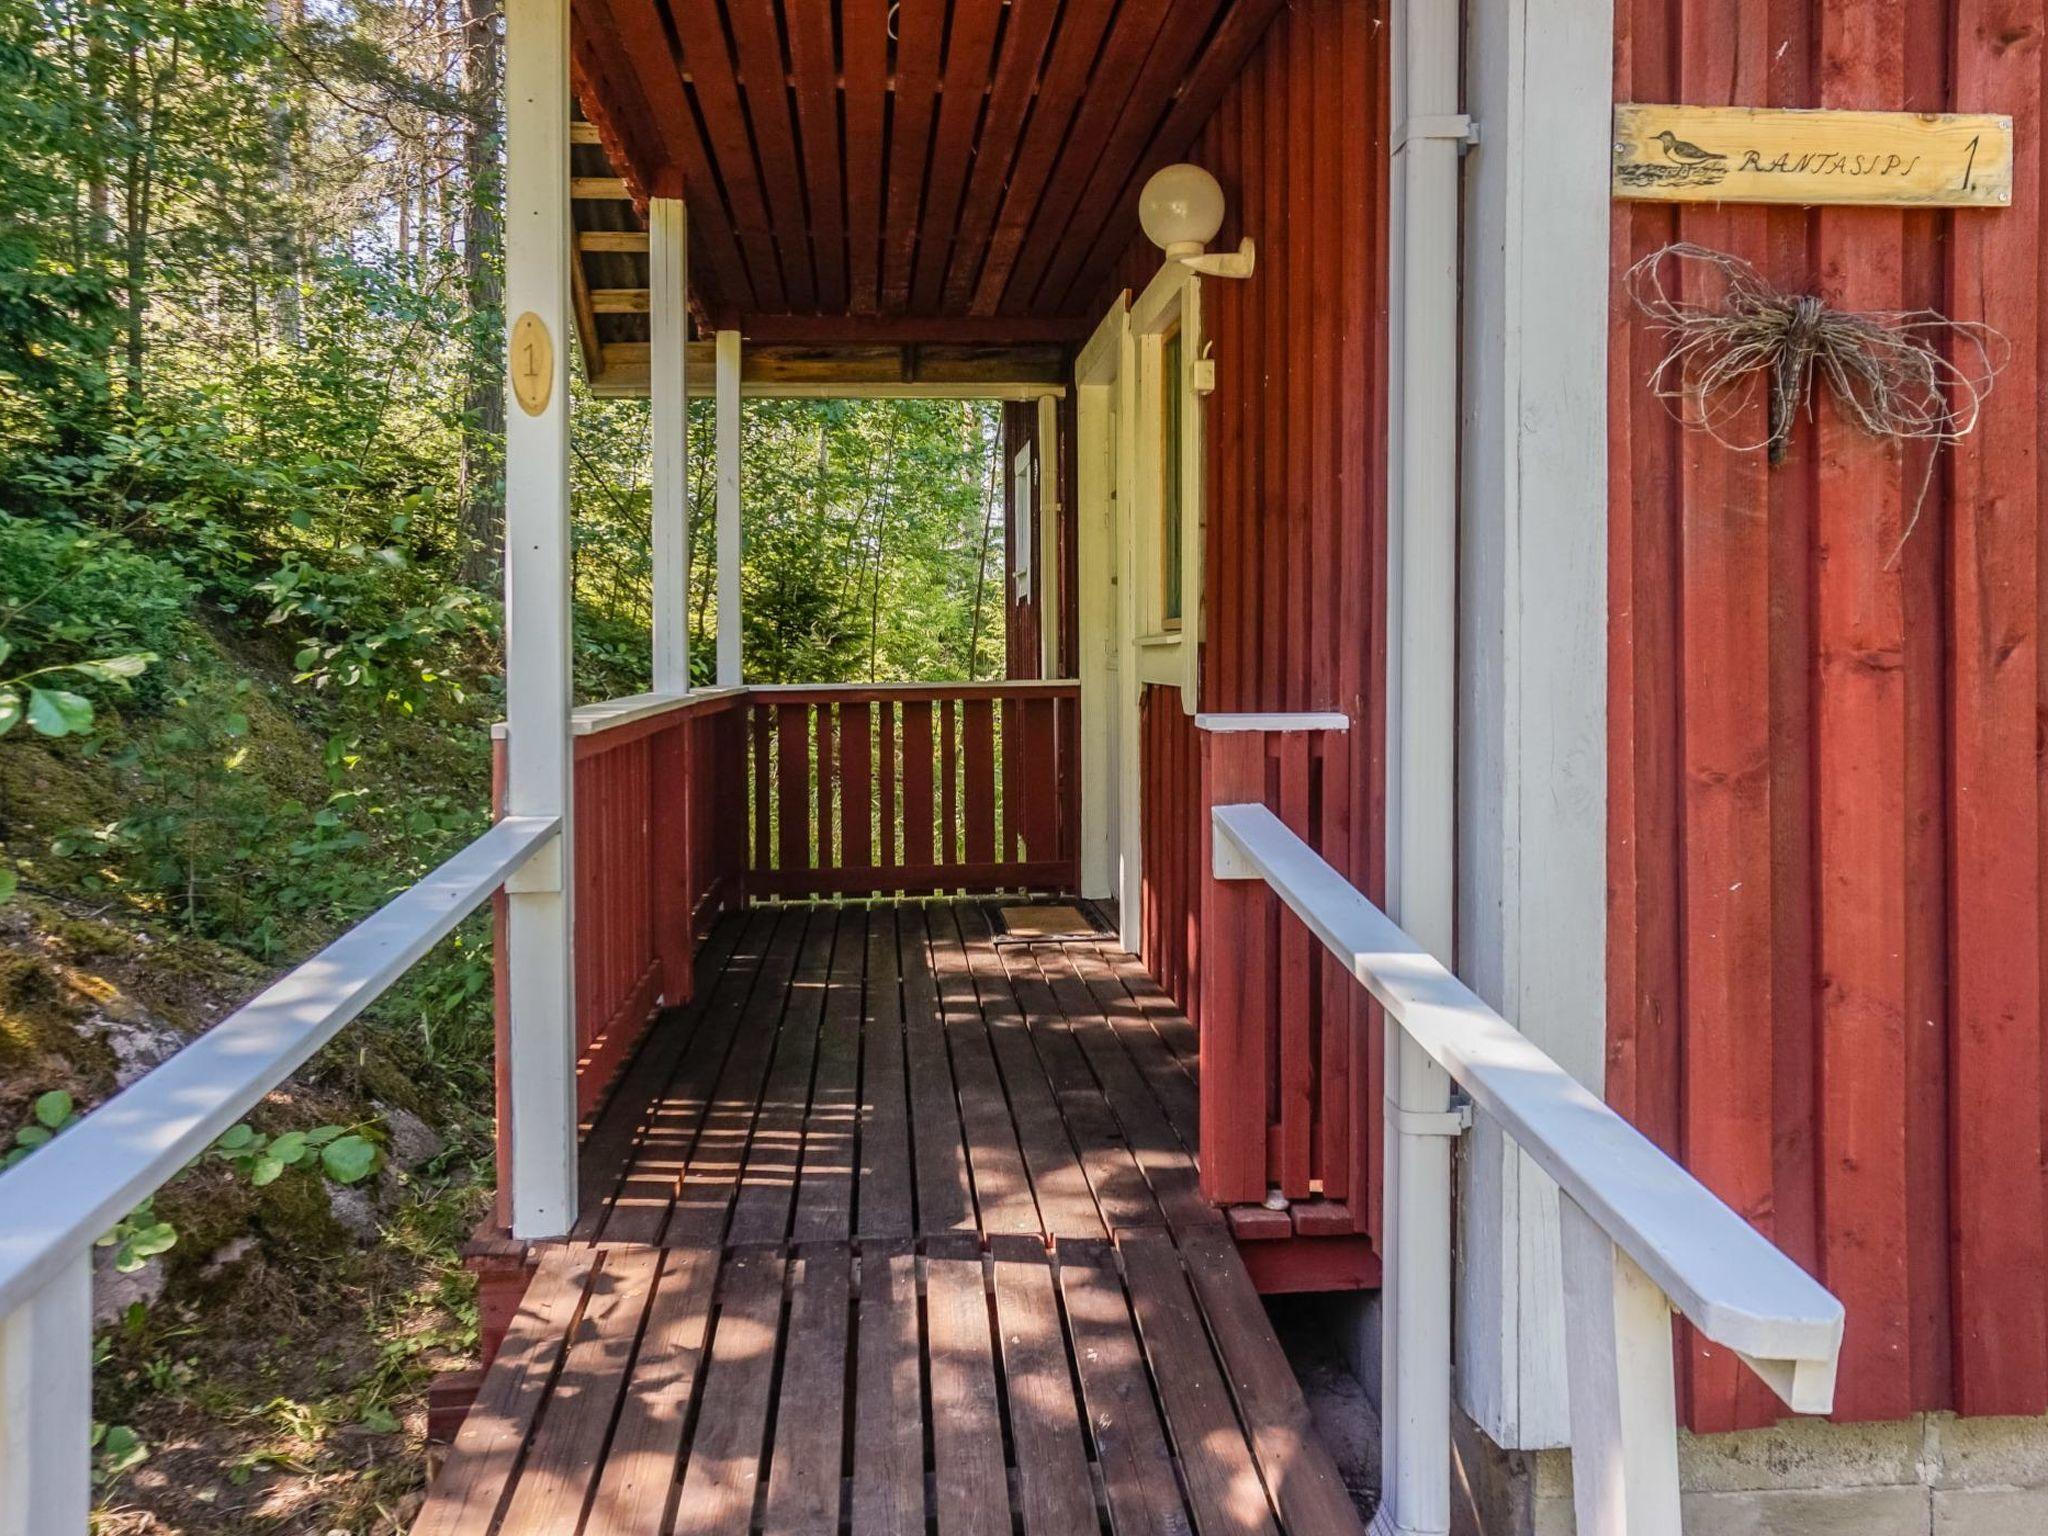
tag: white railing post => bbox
[1376,1031,1459,1536]
[0,1253,90,1536]
[501,0,577,1238]
[649,195,690,694]
[1559,1194,1683,1536]
[714,328,742,687]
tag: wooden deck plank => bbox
[1057,1247,1194,1536]
[585,910,771,1243]
[763,1249,852,1534]
[900,904,977,1234]
[850,1246,926,1536]
[991,1257,1100,1536]
[1120,1231,1281,1536]
[673,1249,788,1535]
[573,914,741,1226]
[926,1255,1014,1536]
[856,909,915,1240]
[727,908,838,1245]
[793,910,866,1243]
[995,936,1166,1233]
[956,903,1107,1239]
[495,1248,660,1535]
[666,907,809,1244]
[413,1250,594,1536]
[1040,945,1217,1233]
[431,902,1378,1536]
[1073,942,1203,1152]
[585,1248,719,1531]
[926,905,1042,1237]
[1175,1226,1366,1536]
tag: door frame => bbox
[1075,297,1131,917]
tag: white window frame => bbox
[1129,259,1203,713]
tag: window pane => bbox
[1161,328,1183,627]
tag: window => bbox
[1159,325,1183,630]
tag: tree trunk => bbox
[456,0,505,586]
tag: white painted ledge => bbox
[1194,711,1351,734]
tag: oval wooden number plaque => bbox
[510,311,553,416]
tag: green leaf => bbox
[0,688,20,736]
[67,653,155,683]
[360,1403,400,1434]
[0,637,12,670]
[33,1089,73,1129]
[0,867,16,903]
[249,1155,285,1187]
[320,1134,378,1184]
[14,1125,51,1149]
[26,688,93,737]
[216,1122,256,1151]
[268,1130,309,1165]
[93,1422,147,1481]
[304,1125,345,1146]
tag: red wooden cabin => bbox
[13,1,2043,1534]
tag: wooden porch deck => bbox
[417,901,1368,1536]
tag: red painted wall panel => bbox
[1105,0,1389,1240]
[1609,0,2047,1427]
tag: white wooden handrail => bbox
[0,814,558,1533]
[1211,802,1845,1536]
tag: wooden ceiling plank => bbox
[881,0,945,311]
[938,0,1058,311]
[728,0,815,310]
[569,12,665,199]
[1054,0,1284,315]
[908,0,1006,314]
[580,229,652,253]
[577,0,754,315]
[736,313,1088,344]
[671,0,788,311]
[968,0,1119,316]
[786,0,846,312]
[841,0,890,313]
[1022,0,1223,314]
[997,0,1177,316]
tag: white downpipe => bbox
[1381,0,1463,1523]
[715,329,742,687]
[501,0,578,1239]
[649,196,690,693]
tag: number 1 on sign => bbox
[510,311,554,416]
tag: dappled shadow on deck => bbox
[414,901,1366,1536]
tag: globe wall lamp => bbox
[1139,163,1257,278]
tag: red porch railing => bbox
[744,681,1079,899]
[491,690,748,1222]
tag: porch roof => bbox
[569,0,1281,344]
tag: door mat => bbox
[993,902,1107,942]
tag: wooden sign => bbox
[1613,104,2012,208]
[510,311,554,416]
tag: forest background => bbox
[0,0,1007,1526]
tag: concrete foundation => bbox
[1461,1409,2048,1535]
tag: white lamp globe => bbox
[1139,163,1225,258]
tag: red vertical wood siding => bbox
[1609,0,2048,1427]
[1105,0,1389,1238]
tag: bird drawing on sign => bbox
[1656,129,1725,164]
